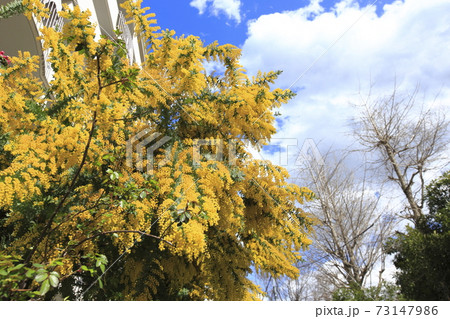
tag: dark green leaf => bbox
[49,274,59,288]
[35,273,48,283]
[39,279,50,296]
[25,269,35,278]
[8,264,25,272]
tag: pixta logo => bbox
[126,127,324,173]
[126,129,237,174]
[126,129,171,174]
[295,138,325,167]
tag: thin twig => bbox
[23,110,98,265]
[64,230,173,255]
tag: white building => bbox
[0,0,146,86]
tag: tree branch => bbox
[24,110,98,265]
[63,230,173,255]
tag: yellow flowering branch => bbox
[63,230,173,255]
[27,51,119,265]
[22,110,98,266]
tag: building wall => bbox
[0,0,145,85]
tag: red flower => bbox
[0,51,11,67]
[0,50,11,66]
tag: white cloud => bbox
[190,0,242,23]
[190,0,208,14]
[240,0,450,171]
[235,0,450,290]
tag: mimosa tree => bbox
[0,0,312,300]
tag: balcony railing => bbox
[41,1,63,30]
[33,1,137,83]
[35,1,64,83]
[116,10,134,63]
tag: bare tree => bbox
[303,151,395,291]
[261,251,321,301]
[260,150,396,300]
[351,85,449,224]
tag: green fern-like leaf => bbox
[0,0,25,20]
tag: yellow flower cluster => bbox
[22,0,49,20]
[120,0,160,49]
[0,0,314,300]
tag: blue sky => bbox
[143,0,450,174]
[144,0,396,47]
[141,0,450,284]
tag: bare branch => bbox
[351,84,449,223]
